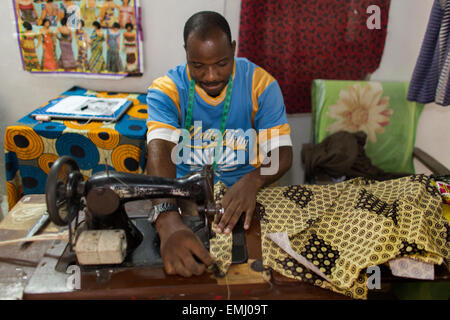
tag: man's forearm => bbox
[146,139,187,234]
[146,141,213,275]
[146,139,177,194]
[146,139,178,209]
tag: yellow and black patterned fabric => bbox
[4,86,148,210]
[256,175,450,299]
[208,182,233,276]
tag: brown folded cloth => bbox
[302,131,409,183]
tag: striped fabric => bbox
[408,0,450,106]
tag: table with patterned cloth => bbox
[4,86,149,210]
[256,175,450,299]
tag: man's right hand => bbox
[157,210,215,277]
[147,139,215,277]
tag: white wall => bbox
[0,0,447,202]
[369,0,449,178]
[371,0,434,81]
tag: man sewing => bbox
[146,11,293,277]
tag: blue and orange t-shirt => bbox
[146,57,292,187]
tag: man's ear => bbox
[231,40,236,56]
[184,44,189,62]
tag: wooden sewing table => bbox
[0,195,448,300]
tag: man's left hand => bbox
[214,176,257,234]
[213,146,293,234]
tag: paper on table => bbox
[388,257,435,280]
[267,232,331,282]
[46,96,127,116]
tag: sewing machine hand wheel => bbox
[46,156,85,226]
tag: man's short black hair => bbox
[183,11,232,46]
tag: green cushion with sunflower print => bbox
[311,80,424,174]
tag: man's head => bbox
[184,11,236,97]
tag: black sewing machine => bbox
[45,156,247,272]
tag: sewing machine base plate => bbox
[55,216,247,273]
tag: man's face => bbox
[185,30,236,97]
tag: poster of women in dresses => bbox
[13,0,143,77]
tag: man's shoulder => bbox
[235,57,255,75]
[149,63,188,92]
[235,57,275,82]
[166,63,188,82]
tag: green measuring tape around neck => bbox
[184,77,234,172]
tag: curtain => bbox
[238,0,390,113]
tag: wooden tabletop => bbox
[23,211,349,300]
[3,195,448,300]
[0,195,350,300]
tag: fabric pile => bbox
[302,131,409,183]
[256,175,450,299]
